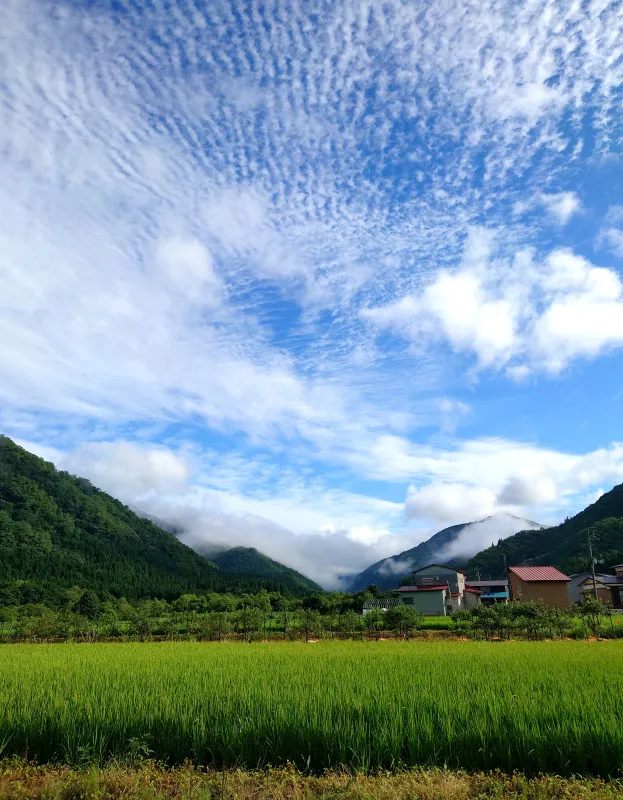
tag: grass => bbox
[1,762,623,800]
[0,641,622,776]
[416,616,456,630]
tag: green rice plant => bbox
[0,641,622,776]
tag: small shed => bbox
[508,566,571,609]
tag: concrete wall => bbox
[445,595,460,614]
[509,573,570,608]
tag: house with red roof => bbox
[508,566,571,609]
[397,564,481,616]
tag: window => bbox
[403,597,414,605]
[421,576,439,584]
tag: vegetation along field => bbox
[1,641,622,778]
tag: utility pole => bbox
[503,554,508,601]
[588,529,598,601]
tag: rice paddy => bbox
[0,641,622,776]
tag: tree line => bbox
[2,584,622,643]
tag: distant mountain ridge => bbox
[142,513,323,596]
[346,514,543,592]
[209,546,322,595]
[469,484,623,579]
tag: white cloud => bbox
[155,236,222,304]
[406,483,496,523]
[513,192,582,226]
[497,474,558,506]
[597,207,623,258]
[364,235,623,375]
[436,513,544,563]
[539,192,582,226]
[61,442,191,498]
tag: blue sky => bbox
[1,0,623,587]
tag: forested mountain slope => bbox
[0,436,316,600]
[469,484,623,579]
[209,546,322,594]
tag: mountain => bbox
[469,484,623,579]
[0,436,316,601]
[209,547,322,595]
[346,514,543,592]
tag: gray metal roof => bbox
[466,580,509,587]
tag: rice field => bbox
[0,641,622,776]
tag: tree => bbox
[172,594,206,614]
[574,598,606,637]
[385,606,421,639]
[338,610,363,639]
[73,590,100,620]
[300,608,323,642]
[363,609,384,640]
[234,606,263,642]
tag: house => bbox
[613,565,623,608]
[397,564,481,615]
[568,572,623,608]
[465,579,509,604]
[507,566,571,609]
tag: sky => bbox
[1,0,623,588]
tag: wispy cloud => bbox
[515,192,582,226]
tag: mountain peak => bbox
[345,514,543,592]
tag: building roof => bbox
[465,580,508,588]
[613,564,623,568]
[412,563,466,575]
[466,580,509,587]
[481,591,509,599]
[508,566,570,582]
[579,575,620,585]
[398,584,448,592]
[464,586,482,594]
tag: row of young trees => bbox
[0,603,424,643]
[0,585,413,643]
[2,584,621,643]
[452,598,623,640]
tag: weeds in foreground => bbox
[0,762,623,800]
